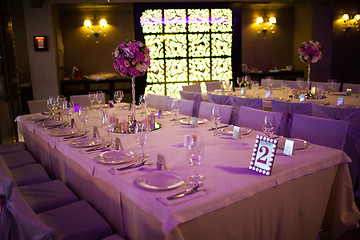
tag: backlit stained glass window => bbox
[141,8,233,98]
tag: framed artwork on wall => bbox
[34,36,48,51]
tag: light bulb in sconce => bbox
[256,15,277,34]
[83,17,108,42]
[341,13,360,31]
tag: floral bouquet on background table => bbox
[298,40,322,64]
[112,40,151,78]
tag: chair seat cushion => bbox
[38,200,112,240]
[19,180,79,213]
[0,142,26,155]
[0,150,36,169]
[10,163,50,186]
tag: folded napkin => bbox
[156,190,206,206]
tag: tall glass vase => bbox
[307,63,311,91]
[131,76,136,116]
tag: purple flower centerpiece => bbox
[298,40,322,91]
[113,40,151,115]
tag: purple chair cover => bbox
[311,81,341,92]
[230,96,263,125]
[179,91,203,117]
[207,92,232,105]
[205,81,221,92]
[19,180,79,213]
[291,113,348,150]
[271,100,313,137]
[198,102,233,124]
[10,163,50,186]
[237,106,283,135]
[342,83,360,93]
[261,79,283,88]
[146,94,170,111]
[0,151,36,169]
[102,234,125,240]
[38,200,112,240]
[283,80,300,90]
[0,142,26,155]
[178,99,195,116]
[313,104,360,188]
[182,83,201,93]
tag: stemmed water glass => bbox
[47,97,56,116]
[139,95,147,108]
[262,115,276,138]
[78,107,88,131]
[95,91,103,106]
[134,120,149,161]
[113,90,124,108]
[62,100,74,123]
[101,111,117,141]
[327,79,337,95]
[186,135,206,185]
[211,106,221,136]
[170,99,180,125]
[88,92,96,108]
[243,75,251,88]
[252,81,260,96]
[296,78,305,90]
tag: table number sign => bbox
[156,154,167,170]
[240,88,246,96]
[299,94,306,102]
[337,97,344,106]
[232,126,241,139]
[265,90,271,100]
[115,137,124,151]
[249,135,278,176]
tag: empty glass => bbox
[170,99,180,125]
[78,107,88,131]
[252,81,260,96]
[113,90,124,108]
[95,91,103,106]
[135,120,149,161]
[139,95,147,109]
[327,79,337,95]
[211,106,221,136]
[262,115,276,138]
[186,135,206,184]
[88,92,96,108]
[102,111,117,140]
[296,78,305,90]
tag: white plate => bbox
[136,171,184,191]
[277,138,311,150]
[70,137,104,148]
[49,128,80,137]
[27,114,50,121]
[178,118,208,125]
[220,126,252,136]
[97,150,137,164]
[38,119,65,127]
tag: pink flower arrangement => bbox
[112,40,151,78]
[298,40,322,64]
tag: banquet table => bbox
[203,88,360,109]
[16,106,360,240]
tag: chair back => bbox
[271,99,313,137]
[146,94,170,111]
[207,92,231,105]
[27,99,48,114]
[260,79,283,88]
[205,81,221,92]
[179,91,203,117]
[291,114,348,150]
[237,106,283,135]
[230,96,263,125]
[182,83,201,93]
[198,102,233,124]
[283,80,300,90]
[311,81,341,92]
[178,99,195,116]
[70,93,105,107]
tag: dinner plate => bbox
[27,114,49,121]
[97,150,137,164]
[220,126,252,136]
[178,117,208,125]
[277,138,311,150]
[136,171,184,191]
[38,119,65,128]
[70,137,104,148]
[49,128,80,137]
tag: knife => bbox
[167,184,201,200]
[208,125,229,131]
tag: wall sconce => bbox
[83,17,108,42]
[256,15,277,34]
[341,13,360,31]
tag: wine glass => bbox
[102,112,117,140]
[327,79,337,95]
[243,75,251,88]
[88,92,96,108]
[47,97,56,115]
[134,120,149,161]
[296,78,305,90]
[262,115,276,138]
[186,135,206,184]
[211,106,221,136]
[139,95,147,109]
[113,90,124,108]
[281,81,289,100]
[78,107,88,131]
[95,91,103,107]
[252,81,260,96]
[170,99,180,125]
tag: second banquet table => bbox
[17,106,360,240]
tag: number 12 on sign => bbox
[249,135,278,176]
